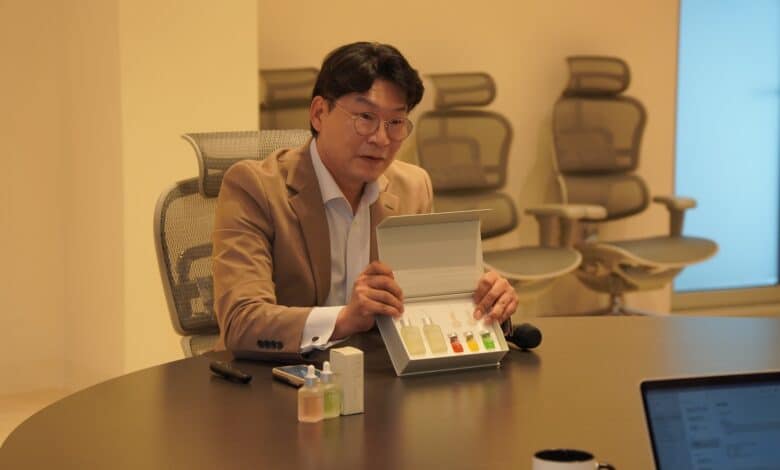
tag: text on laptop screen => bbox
[643,375,780,470]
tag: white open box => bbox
[376,210,509,376]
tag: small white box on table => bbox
[329,346,364,415]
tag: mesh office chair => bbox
[154,129,311,356]
[417,73,600,300]
[259,67,318,129]
[552,56,718,314]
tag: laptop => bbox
[641,371,780,470]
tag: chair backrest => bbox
[416,72,516,238]
[552,56,650,220]
[259,67,318,130]
[154,129,311,338]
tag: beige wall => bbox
[1,0,257,395]
[258,0,680,315]
[1,1,68,393]
[118,0,258,373]
[62,0,125,392]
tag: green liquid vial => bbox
[480,330,495,350]
[320,361,341,419]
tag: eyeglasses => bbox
[333,103,413,141]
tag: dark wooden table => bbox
[3,316,780,469]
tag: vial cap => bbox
[321,361,333,384]
[304,364,318,388]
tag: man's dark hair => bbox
[310,42,424,137]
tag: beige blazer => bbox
[212,140,433,361]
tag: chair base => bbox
[559,293,664,317]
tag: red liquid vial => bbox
[448,332,464,353]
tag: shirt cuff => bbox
[300,306,346,353]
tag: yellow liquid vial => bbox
[465,331,480,352]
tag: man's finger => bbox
[364,260,394,277]
[365,288,404,314]
[472,271,497,303]
[361,297,402,317]
[364,274,404,302]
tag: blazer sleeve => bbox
[212,161,309,361]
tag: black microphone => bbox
[506,323,542,350]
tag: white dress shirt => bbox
[299,139,379,352]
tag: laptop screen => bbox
[641,372,780,470]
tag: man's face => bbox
[310,79,408,198]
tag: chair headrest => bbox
[563,56,630,97]
[182,129,311,197]
[260,67,318,109]
[428,73,496,109]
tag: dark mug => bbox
[532,449,615,470]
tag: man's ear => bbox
[310,96,328,134]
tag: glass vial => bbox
[400,318,426,356]
[480,330,495,350]
[422,316,448,354]
[448,332,464,353]
[320,361,342,419]
[465,331,480,352]
[298,365,324,423]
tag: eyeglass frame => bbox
[332,102,414,141]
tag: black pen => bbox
[209,361,253,384]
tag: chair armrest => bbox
[652,195,696,211]
[525,203,607,220]
[525,204,607,247]
[652,195,697,236]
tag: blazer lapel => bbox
[287,143,331,305]
[370,174,399,262]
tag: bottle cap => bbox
[465,331,474,340]
[321,361,333,384]
[422,316,433,326]
[479,329,490,336]
[400,317,412,327]
[448,332,459,341]
[304,364,318,388]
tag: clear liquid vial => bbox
[400,318,426,356]
[422,316,447,354]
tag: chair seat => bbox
[584,235,718,268]
[484,246,582,281]
[182,334,219,357]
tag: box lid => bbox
[376,210,488,300]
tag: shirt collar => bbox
[310,139,380,206]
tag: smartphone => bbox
[272,364,321,387]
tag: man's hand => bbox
[331,261,404,340]
[473,271,518,324]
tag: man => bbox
[212,42,517,360]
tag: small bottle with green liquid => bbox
[320,361,342,419]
